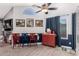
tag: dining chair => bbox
[29,33,37,46]
[12,33,20,48]
[20,33,29,47]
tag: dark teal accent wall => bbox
[61,13,76,50]
[61,35,73,47]
[46,16,61,46]
[72,13,76,50]
[55,16,61,46]
[46,13,76,50]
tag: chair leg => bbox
[35,40,37,46]
[36,42,37,45]
[12,44,15,48]
[22,44,24,47]
[18,43,21,47]
[19,44,21,47]
[29,40,31,46]
[30,42,31,46]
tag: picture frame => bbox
[16,19,25,27]
[4,19,13,31]
[35,20,43,27]
[26,18,34,27]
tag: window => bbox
[60,16,68,39]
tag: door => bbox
[42,35,48,45]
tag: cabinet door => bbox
[42,35,48,45]
[48,35,55,46]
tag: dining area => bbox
[9,33,39,48]
[0,22,56,49]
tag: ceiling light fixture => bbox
[42,9,48,12]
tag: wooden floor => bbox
[0,44,77,56]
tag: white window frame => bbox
[60,15,68,39]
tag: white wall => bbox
[76,11,79,42]
[67,14,72,34]
[0,21,3,35]
[76,13,79,35]
[4,8,13,20]
[13,6,46,33]
[12,5,73,33]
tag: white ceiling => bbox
[0,3,79,19]
[0,3,13,19]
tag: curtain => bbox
[55,16,61,46]
[72,13,76,50]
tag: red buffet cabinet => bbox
[42,34,56,47]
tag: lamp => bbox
[47,28,51,34]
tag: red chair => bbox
[12,33,20,48]
[29,33,37,46]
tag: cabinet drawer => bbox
[42,34,56,47]
[42,42,48,45]
[48,38,55,43]
[48,42,55,46]
[42,35,48,42]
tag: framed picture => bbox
[16,19,25,27]
[26,18,34,27]
[35,20,43,27]
[4,19,13,31]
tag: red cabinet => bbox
[42,34,56,47]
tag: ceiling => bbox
[0,3,79,19]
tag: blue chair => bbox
[20,33,29,47]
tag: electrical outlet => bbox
[69,42,71,45]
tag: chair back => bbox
[20,33,28,43]
[30,33,37,40]
[12,33,20,44]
